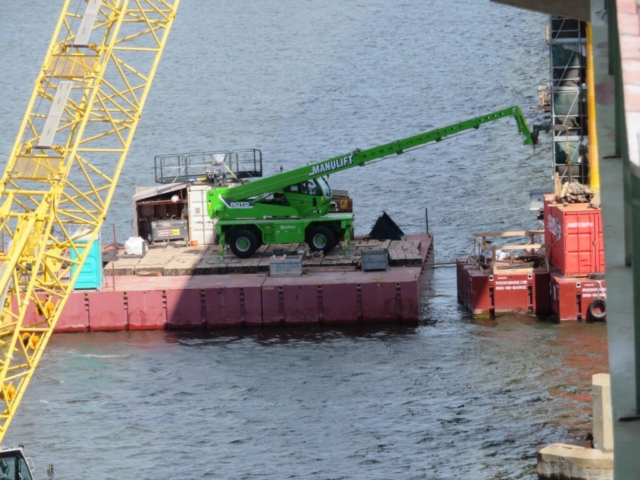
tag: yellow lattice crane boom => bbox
[0,0,180,446]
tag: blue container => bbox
[71,239,104,290]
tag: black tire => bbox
[229,230,259,258]
[587,298,607,321]
[306,225,336,254]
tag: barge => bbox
[31,233,434,332]
[456,189,607,321]
[456,17,608,322]
[33,106,536,332]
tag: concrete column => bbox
[537,373,614,479]
[592,373,614,451]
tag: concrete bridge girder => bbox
[490,0,590,22]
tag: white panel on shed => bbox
[188,184,216,245]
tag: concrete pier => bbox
[592,374,613,452]
[537,374,614,480]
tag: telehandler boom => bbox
[206,106,537,258]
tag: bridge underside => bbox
[490,0,590,21]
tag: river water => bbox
[0,1,608,479]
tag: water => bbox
[0,1,609,479]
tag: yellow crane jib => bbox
[0,0,181,445]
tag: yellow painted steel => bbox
[586,22,600,191]
[0,0,180,442]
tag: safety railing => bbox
[464,230,550,275]
[154,149,263,184]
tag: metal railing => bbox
[154,149,263,185]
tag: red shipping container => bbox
[546,203,605,276]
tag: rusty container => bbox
[546,202,605,276]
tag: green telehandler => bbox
[206,107,538,258]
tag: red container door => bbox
[563,209,600,276]
[548,204,604,276]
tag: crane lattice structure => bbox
[0,0,180,442]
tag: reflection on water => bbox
[164,323,421,347]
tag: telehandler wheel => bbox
[306,225,336,254]
[229,230,259,258]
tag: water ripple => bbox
[0,1,608,479]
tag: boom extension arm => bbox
[224,106,535,201]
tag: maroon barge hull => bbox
[550,272,607,322]
[40,234,434,332]
[456,264,551,317]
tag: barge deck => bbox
[45,234,434,332]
